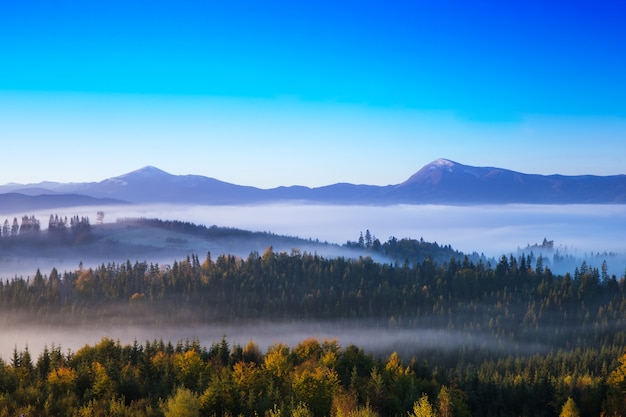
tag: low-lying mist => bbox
[2,203,625,276]
[0,319,550,364]
[1,202,625,363]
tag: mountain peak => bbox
[400,159,463,186]
[130,166,171,176]
[1,161,624,205]
[428,158,458,168]
[99,166,173,187]
[115,166,173,180]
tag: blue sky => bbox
[1,0,625,187]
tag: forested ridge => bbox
[0,249,626,416]
[4,333,625,417]
[1,246,622,339]
[1,218,626,416]
[0,215,313,249]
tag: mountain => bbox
[0,167,265,205]
[1,160,625,206]
[81,166,268,204]
[0,193,127,214]
[391,159,626,204]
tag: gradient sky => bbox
[1,0,625,188]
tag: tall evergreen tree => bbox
[2,219,8,237]
[11,217,19,236]
[364,229,373,249]
[559,397,580,417]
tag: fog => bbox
[106,203,626,258]
[0,319,550,362]
[3,203,624,274]
[2,203,625,360]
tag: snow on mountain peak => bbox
[430,158,457,169]
[118,166,172,179]
[100,166,172,186]
[134,166,170,176]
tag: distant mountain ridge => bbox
[0,193,127,214]
[1,159,625,208]
[392,159,626,204]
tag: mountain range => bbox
[1,159,625,211]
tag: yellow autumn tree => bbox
[47,366,77,396]
[292,365,339,417]
[409,393,436,417]
[172,350,205,391]
[559,397,580,417]
[75,269,95,299]
[163,387,200,417]
[603,353,626,417]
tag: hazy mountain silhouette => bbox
[1,159,625,206]
[391,159,626,204]
[0,193,127,213]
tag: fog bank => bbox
[2,203,625,276]
[0,320,548,363]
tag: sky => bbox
[1,0,625,188]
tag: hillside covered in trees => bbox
[5,333,626,417]
[0,214,482,284]
[1,236,626,415]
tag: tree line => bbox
[1,248,624,350]
[1,218,625,415]
[344,230,477,266]
[3,334,626,417]
[0,214,91,240]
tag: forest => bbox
[0,218,626,416]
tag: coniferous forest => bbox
[1,218,626,416]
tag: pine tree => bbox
[11,217,19,236]
[365,229,373,249]
[438,386,454,417]
[559,397,580,417]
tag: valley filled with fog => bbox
[1,203,625,360]
[3,202,625,273]
[0,319,549,367]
